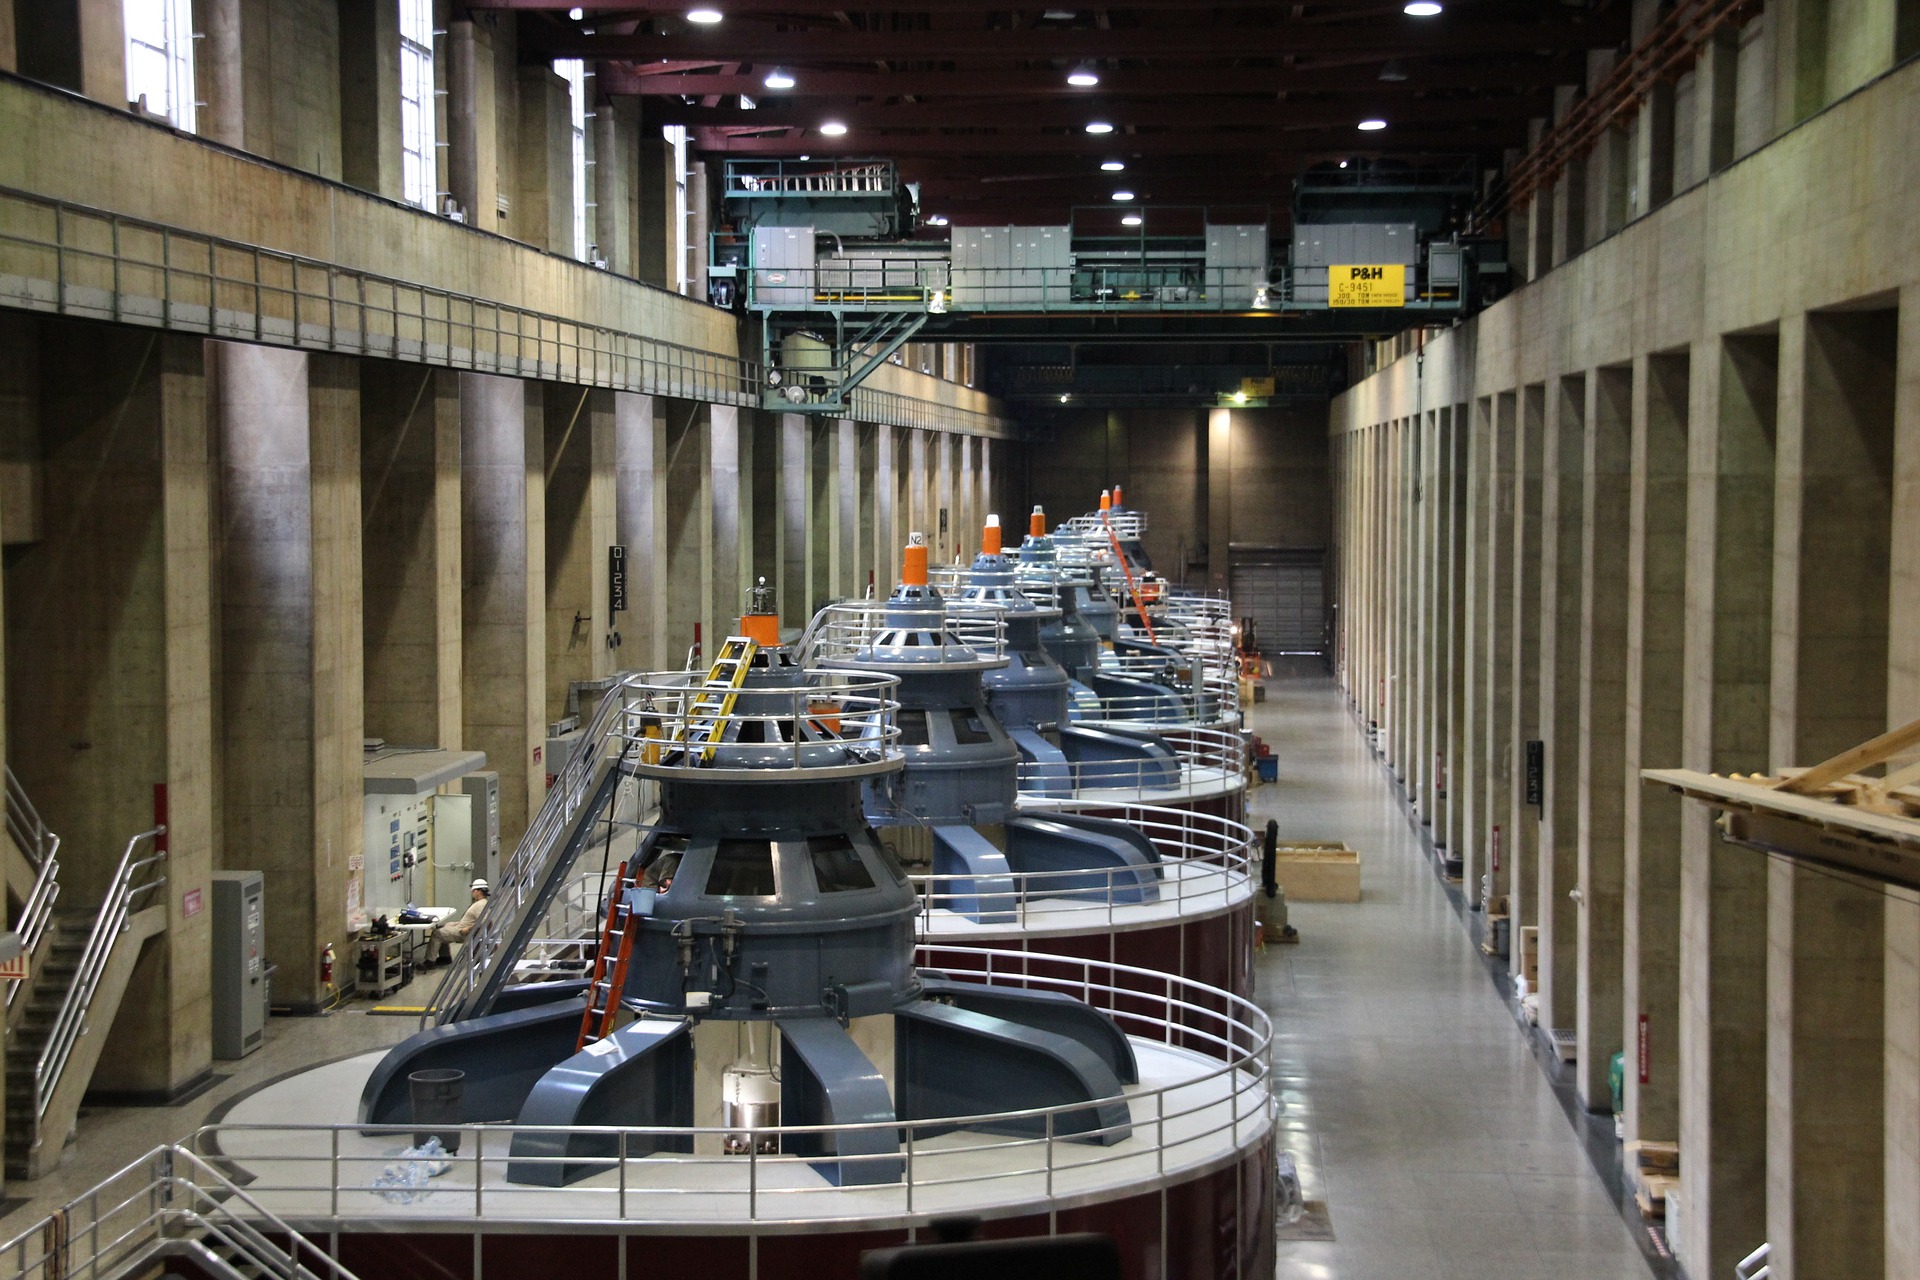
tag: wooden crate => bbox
[1518,924,1540,985]
[1626,1139,1680,1177]
[1271,841,1362,903]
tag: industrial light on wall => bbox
[687,8,724,24]
[763,68,795,89]
[1358,118,1388,131]
[820,121,849,136]
[926,214,950,226]
[1085,121,1114,134]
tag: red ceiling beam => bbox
[646,93,1544,131]
[691,126,1524,156]
[594,62,1579,100]
[536,17,1627,62]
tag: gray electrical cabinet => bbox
[751,225,815,305]
[1290,223,1419,303]
[460,771,502,886]
[1205,224,1269,302]
[212,871,266,1059]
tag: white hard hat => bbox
[470,878,490,892]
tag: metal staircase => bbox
[4,823,167,1179]
[762,311,928,414]
[0,1144,361,1280]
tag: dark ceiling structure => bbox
[482,1,1628,229]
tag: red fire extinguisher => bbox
[321,943,336,990]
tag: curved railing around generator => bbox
[798,599,1010,666]
[424,669,901,1028]
[1016,724,1247,802]
[910,803,1254,936]
[192,950,1273,1230]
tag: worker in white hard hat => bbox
[427,878,491,965]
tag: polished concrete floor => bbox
[1248,660,1662,1280]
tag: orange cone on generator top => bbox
[1113,484,1125,505]
[982,514,1002,557]
[1100,488,1112,511]
[902,536,930,587]
[1029,506,1047,538]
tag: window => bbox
[399,0,438,210]
[807,837,875,894]
[665,124,692,293]
[123,0,196,132]
[705,840,777,897]
[555,59,589,261]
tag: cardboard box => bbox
[1518,924,1540,985]
[1626,1139,1680,1176]
[1270,841,1361,903]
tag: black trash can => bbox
[408,1068,465,1153]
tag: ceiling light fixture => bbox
[819,120,848,136]
[762,68,795,90]
[1404,2,1443,15]
[1231,390,1249,405]
[686,8,723,24]
[1100,160,1126,172]
[1085,120,1114,135]
[568,6,584,18]
[1112,189,1134,202]
[1059,393,1071,403]
[1358,118,1388,131]
[927,215,950,226]
[1339,159,1349,168]
[1121,214,1143,227]
[1067,69,1100,87]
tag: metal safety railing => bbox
[0,182,1011,439]
[0,1143,363,1280]
[800,600,1010,665]
[190,949,1273,1230]
[912,803,1254,933]
[31,826,167,1134]
[1019,725,1248,801]
[5,766,59,869]
[428,670,902,1026]
[6,854,59,1012]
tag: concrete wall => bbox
[1330,40,1920,1280]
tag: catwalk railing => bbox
[0,1144,362,1280]
[0,183,1010,439]
[913,803,1254,931]
[1019,724,1247,799]
[191,950,1272,1229]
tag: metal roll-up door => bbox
[1230,548,1326,655]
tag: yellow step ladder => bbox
[678,636,758,763]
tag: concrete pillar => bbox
[1539,374,1586,1035]
[634,123,674,289]
[361,363,462,750]
[1576,365,1632,1110]
[339,0,404,201]
[872,424,897,594]
[1586,50,1630,242]
[196,0,243,147]
[612,392,668,669]
[1459,403,1491,877]
[1509,387,1545,957]
[661,398,704,664]
[1891,286,1920,1280]
[6,323,215,1092]
[1632,79,1676,218]
[544,386,615,723]
[516,67,574,255]
[13,0,123,106]
[215,345,362,1013]
[0,3,14,73]
[593,103,632,275]
[1677,331,1778,1280]
[778,413,809,627]
[1207,409,1233,596]
[1477,394,1517,905]
[460,373,544,848]
[447,20,496,230]
[1692,28,1741,183]
[707,405,745,640]
[1444,407,1470,859]
[1549,86,1586,267]
[1623,352,1690,1144]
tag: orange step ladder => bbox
[577,859,641,1049]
